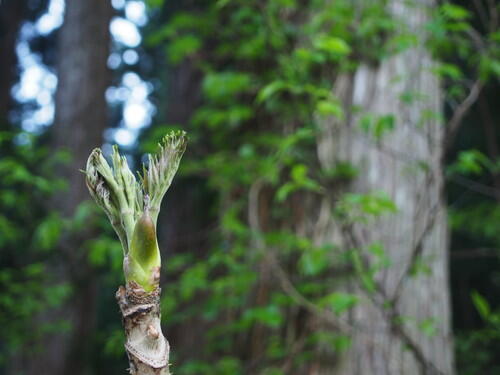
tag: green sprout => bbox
[85,130,187,292]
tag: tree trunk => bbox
[53,0,112,212]
[0,0,25,125]
[313,1,454,374]
[55,1,113,373]
[21,1,113,374]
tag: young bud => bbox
[124,209,161,292]
[85,130,187,290]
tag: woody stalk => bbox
[85,131,187,374]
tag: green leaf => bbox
[321,292,359,314]
[440,3,471,20]
[275,182,295,202]
[471,291,490,320]
[241,306,283,328]
[449,149,491,175]
[360,114,395,139]
[419,318,437,337]
[167,35,202,64]
[374,114,395,139]
[351,251,376,293]
[323,162,359,180]
[298,247,330,276]
[339,191,397,218]
[0,215,19,246]
[222,205,247,235]
[313,35,351,56]
[316,100,344,118]
[45,283,72,307]
[256,80,288,103]
[309,331,352,353]
[432,63,463,79]
[214,357,243,375]
[203,72,253,102]
[33,213,62,251]
[179,263,208,300]
[409,255,432,277]
[144,0,164,9]
[87,237,121,267]
[291,164,308,182]
[193,106,253,129]
[276,164,322,202]
[104,329,125,357]
[368,242,391,269]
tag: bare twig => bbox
[487,0,498,31]
[451,248,500,259]
[444,79,483,153]
[341,224,445,375]
[267,252,353,333]
[248,180,353,333]
[448,174,500,199]
[472,0,489,30]
[387,305,445,375]
[391,201,440,305]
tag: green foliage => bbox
[137,0,500,372]
[359,113,396,140]
[33,213,63,251]
[298,244,335,276]
[312,35,351,57]
[0,132,73,363]
[87,236,122,268]
[419,318,438,337]
[276,164,322,202]
[337,191,398,222]
[471,291,491,322]
[455,292,500,374]
[450,203,500,244]
[448,149,497,176]
[320,292,358,315]
[202,72,253,103]
[168,35,202,64]
[3,1,496,371]
[139,0,444,371]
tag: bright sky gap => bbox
[13,0,154,147]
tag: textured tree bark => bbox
[116,283,170,375]
[53,0,112,213]
[55,1,113,372]
[311,0,455,374]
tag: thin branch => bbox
[387,305,445,375]
[487,0,498,31]
[267,251,353,333]
[341,224,445,375]
[448,174,500,199]
[473,0,490,30]
[391,201,440,305]
[444,79,483,153]
[248,180,353,334]
[451,248,499,259]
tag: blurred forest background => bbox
[0,0,499,374]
